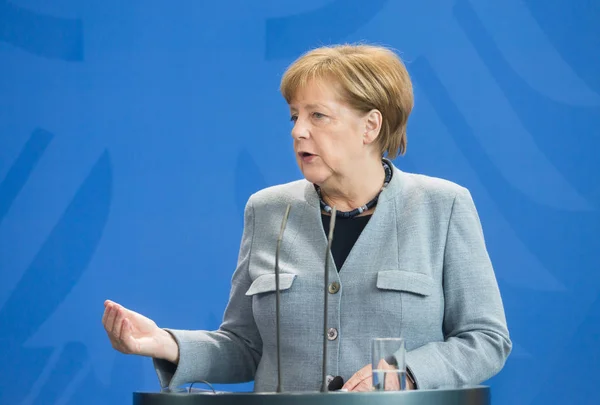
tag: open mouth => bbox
[300,152,315,158]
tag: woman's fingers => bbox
[101,305,109,328]
[384,370,400,390]
[116,313,127,341]
[109,314,131,353]
[377,358,401,390]
[343,364,372,391]
[103,300,148,355]
[119,318,135,353]
[103,304,117,333]
[353,378,373,392]
[111,306,124,337]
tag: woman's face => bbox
[289,80,375,188]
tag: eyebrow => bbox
[289,103,329,111]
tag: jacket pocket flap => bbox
[246,273,297,296]
[376,271,434,296]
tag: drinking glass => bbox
[372,338,406,391]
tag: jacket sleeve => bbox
[153,199,262,390]
[405,187,512,389]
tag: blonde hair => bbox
[280,44,414,159]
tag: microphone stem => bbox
[321,208,337,392]
[321,252,329,392]
[276,237,282,393]
[275,204,291,393]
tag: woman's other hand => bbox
[102,300,179,363]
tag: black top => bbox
[321,214,372,271]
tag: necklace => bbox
[314,160,393,219]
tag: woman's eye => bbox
[290,115,298,123]
[312,112,325,119]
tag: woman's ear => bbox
[363,109,382,145]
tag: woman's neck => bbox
[319,158,386,212]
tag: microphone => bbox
[275,204,292,393]
[327,375,344,391]
[321,206,337,392]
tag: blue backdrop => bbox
[1,1,599,404]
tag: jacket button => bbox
[328,282,340,294]
[327,327,338,341]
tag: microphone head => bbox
[327,376,344,391]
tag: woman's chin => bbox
[299,167,328,185]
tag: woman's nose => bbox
[291,119,309,140]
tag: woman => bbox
[102,44,511,392]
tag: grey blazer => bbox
[154,161,512,392]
